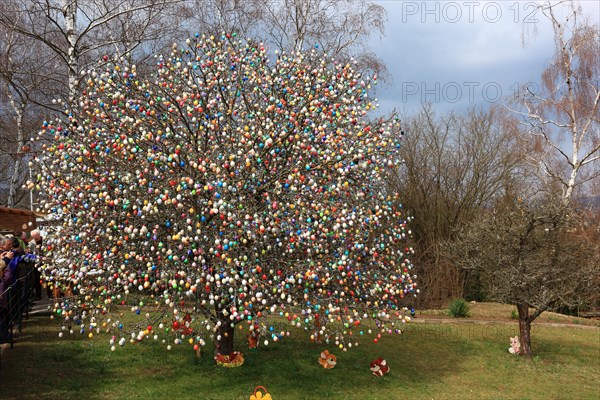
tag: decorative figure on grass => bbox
[215,351,245,367]
[318,350,337,369]
[248,324,260,349]
[250,386,272,400]
[370,357,390,376]
[509,336,521,355]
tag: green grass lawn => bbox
[1,305,598,400]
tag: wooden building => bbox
[0,206,38,235]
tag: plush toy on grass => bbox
[509,336,521,355]
[248,324,260,349]
[370,358,390,377]
[318,350,337,369]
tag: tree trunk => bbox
[213,317,235,357]
[517,303,532,357]
[63,0,79,102]
[6,92,24,209]
[8,158,21,209]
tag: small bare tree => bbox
[446,194,599,356]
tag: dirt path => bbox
[411,316,600,330]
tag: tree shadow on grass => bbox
[178,325,468,399]
[0,316,469,400]
[0,315,106,399]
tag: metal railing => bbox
[0,266,36,369]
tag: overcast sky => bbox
[369,0,600,116]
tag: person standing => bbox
[0,237,16,342]
[13,231,28,253]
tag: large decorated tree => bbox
[34,34,416,363]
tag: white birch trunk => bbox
[63,0,79,102]
[6,92,25,209]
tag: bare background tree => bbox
[0,0,185,208]
[0,0,184,103]
[392,105,522,307]
[182,0,388,77]
[0,5,60,208]
[181,0,266,39]
[512,0,600,206]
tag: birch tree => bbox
[0,0,184,104]
[0,9,59,208]
[513,1,600,206]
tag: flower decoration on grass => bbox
[250,386,272,400]
[215,351,245,367]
